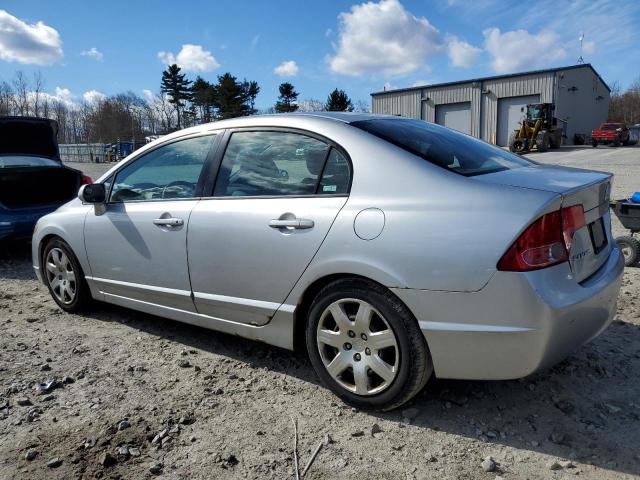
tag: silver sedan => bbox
[32,113,624,410]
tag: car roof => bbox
[155,112,399,145]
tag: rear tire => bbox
[615,236,640,267]
[536,133,550,152]
[305,278,432,411]
[42,238,92,312]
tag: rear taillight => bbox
[562,205,586,251]
[497,206,585,272]
[81,174,93,185]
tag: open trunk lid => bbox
[476,164,613,282]
[0,117,60,160]
[0,166,81,209]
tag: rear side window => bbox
[351,118,532,176]
[214,131,350,197]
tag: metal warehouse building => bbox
[371,64,610,146]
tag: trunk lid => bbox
[0,117,60,160]
[476,164,613,282]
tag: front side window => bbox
[214,131,350,197]
[352,118,532,177]
[110,135,215,202]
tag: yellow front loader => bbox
[508,103,563,153]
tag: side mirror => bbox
[79,183,106,204]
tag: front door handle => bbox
[269,218,314,229]
[153,217,184,227]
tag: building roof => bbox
[371,63,610,96]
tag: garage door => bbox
[435,102,471,135]
[496,95,540,146]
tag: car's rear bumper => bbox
[0,206,59,242]
[391,246,624,380]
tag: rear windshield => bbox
[601,124,621,130]
[0,156,60,168]
[351,118,532,177]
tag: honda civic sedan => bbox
[32,113,624,410]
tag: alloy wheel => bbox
[45,248,77,305]
[316,298,399,396]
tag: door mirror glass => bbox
[79,183,106,203]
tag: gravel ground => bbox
[0,147,639,479]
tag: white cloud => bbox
[31,87,77,109]
[274,60,299,77]
[0,10,63,65]
[54,87,73,103]
[142,89,155,101]
[328,0,442,77]
[412,79,430,87]
[83,89,106,104]
[251,34,260,49]
[446,36,481,68]
[158,44,219,72]
[80,47,103,61]
[483,28,566,73]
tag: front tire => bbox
[42,238,92,312]
[305,278,432,411]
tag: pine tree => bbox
[160,64,192,129]
[214,73,250,119]
[275,82,299,113]
[325,88,354,112]
[243,80,260,115]
[191,76,216,123]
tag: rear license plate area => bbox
[589,218,607,254]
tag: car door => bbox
[187,129,351,325]
[84,133,218,311]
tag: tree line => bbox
[160,63,358,128]
[0,67,367,145]
[609,78,640,125]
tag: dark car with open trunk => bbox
[0,117,92,241]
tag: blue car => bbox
[0,117,92,242]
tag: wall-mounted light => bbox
[421,97,430,101]
[482,89,491,94]
[568,86,579,92]
[595,95,604,101]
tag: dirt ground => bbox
[1,147,639,479]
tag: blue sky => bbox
[0,0,638,109]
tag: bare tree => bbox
[32,71,45,117]
[609,77,640,124]
[0,81,13,115]
[12,71,30,116]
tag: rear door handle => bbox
[269,218,314,229]
[153,217,184,227]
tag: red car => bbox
[591,122,630,147]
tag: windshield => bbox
[351,118,532,177]
[527,105,543,120]
[0,156,61,168]
[602,124,621,130]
